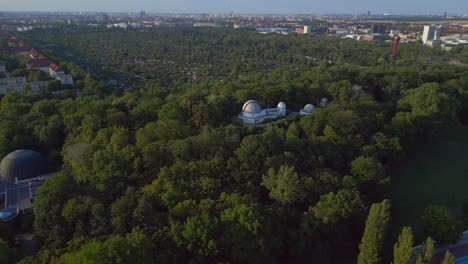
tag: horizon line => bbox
[0,10,466,17]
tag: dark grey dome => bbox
[0,150,47,182]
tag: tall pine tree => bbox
[357,199,391,264]
[442,251,455,264]
[415,237,434,264]
[392,227,414,264]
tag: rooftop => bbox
[26,58,51,68]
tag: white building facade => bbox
[422,25,436,44]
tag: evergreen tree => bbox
[441,251,455,264]
[357,200,391,264]
[392,227,414,264]
[415,256,422,264]
[415,237,434,264]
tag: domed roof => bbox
[321,97,329,103]
[303,104,315,113]
[242,100,262,114]
[0,149,47,182]
[277,102,286,109]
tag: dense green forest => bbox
[1,27,468,263]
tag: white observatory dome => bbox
[277,102,286,116]
[320,97,329,107]
[303,104,315,113]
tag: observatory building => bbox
[0,149,52,221]
[238,100,287,124]
[300,104,316,115]
[300,97,330,115]
[0,149,47,182]
[319,97,329,108]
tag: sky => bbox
[0,0,466,15]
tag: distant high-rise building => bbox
[367,11,371,17]
[372,24,386,34]
[140,11,147,18]
[422,25,436,44]
[434,28,440,40]
[444,11,448,19]
[98,13,108,23]
[303,25,311,34]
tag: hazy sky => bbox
[0,0,466,14]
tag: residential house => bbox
[19,40,29,48]
[26,58,50,74]
[7,36,20,47]
[13,47,31,56]
[49,63,64,78]
[56,73,74,85]
[29,49,46,59]
[29,49,40,59]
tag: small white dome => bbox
[242,100,262,114]
[303,104,315,113]
[277,102,286,116]
[321,97,329,103]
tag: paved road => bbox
[433,231,468,263]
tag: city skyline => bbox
[0,0,466,15]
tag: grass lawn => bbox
[391,126,468,227]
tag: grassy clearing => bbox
[391,126,468,227]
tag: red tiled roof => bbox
[27,58,51,68]
[49,63,64,72]
[13,47,31,53]
[7,37,20,44]
[30,49,47,59]
[19,40,29,47]
[30,49,40,58]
